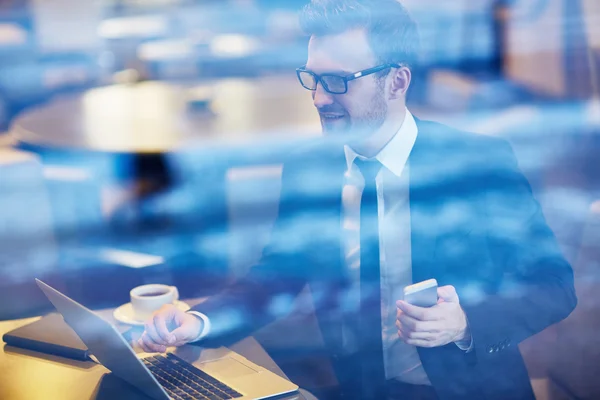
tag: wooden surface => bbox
[9,75,321,154]
[0,299,315,400]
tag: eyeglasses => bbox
[296,63,400,95]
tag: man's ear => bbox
[389,66,412,100]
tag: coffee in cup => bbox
[130,284,179,321]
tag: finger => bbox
[153,313,176,344]
[397,329,405,340]
[139,333,158,353]
[396,300,436,321]
[398,314,439,332]
[397,329,437,342]
[137,338,151,353]
[171,325,193,343]
[398,313,419,330]
[405,338,438,348]
[138,335,153,353]
[397,320,430,338]
[146,342,167,353]
[437,285,459,303]
[144,321,167,346]
[140,333,166,353]
[399,329,437,341]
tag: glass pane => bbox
[321,75,346,93]
[298,71,316,90]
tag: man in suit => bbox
[139,1,577,398]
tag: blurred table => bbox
[0,299,316,400]
[9,75,320,154]
[7,73,321,215]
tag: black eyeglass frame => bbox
[296,63,401,94]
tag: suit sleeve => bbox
[187,159,312,346]
[461,140,577,360]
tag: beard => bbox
[319,89,388,146]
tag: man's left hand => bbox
[396,285,470,348]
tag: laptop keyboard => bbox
[143,353,243,400]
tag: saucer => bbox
[113,300,190,326]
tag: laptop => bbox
[35,279,299,400]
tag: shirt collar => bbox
[344,108,418,177]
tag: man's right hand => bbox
[138,304,203,353]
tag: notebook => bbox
[2,313,90,361]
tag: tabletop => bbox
[9,74,321,154]
[0,299,315,400]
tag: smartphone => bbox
[403,279,438,308]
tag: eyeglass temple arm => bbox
[347,63,403,80]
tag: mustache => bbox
[317,105,346,115]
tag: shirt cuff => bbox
[454,336,474,352]
[186,311,211,342]
[454,309,473,352]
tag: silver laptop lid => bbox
[35,279,169,400]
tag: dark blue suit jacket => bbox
[192,120,577,399]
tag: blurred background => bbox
[0,0,599,398]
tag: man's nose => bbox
[312,82,334,108]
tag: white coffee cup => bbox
[130,284,179,321]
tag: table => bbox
[0,299,316,400]
[9,75,320,154]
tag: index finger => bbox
[396,300,438,321]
